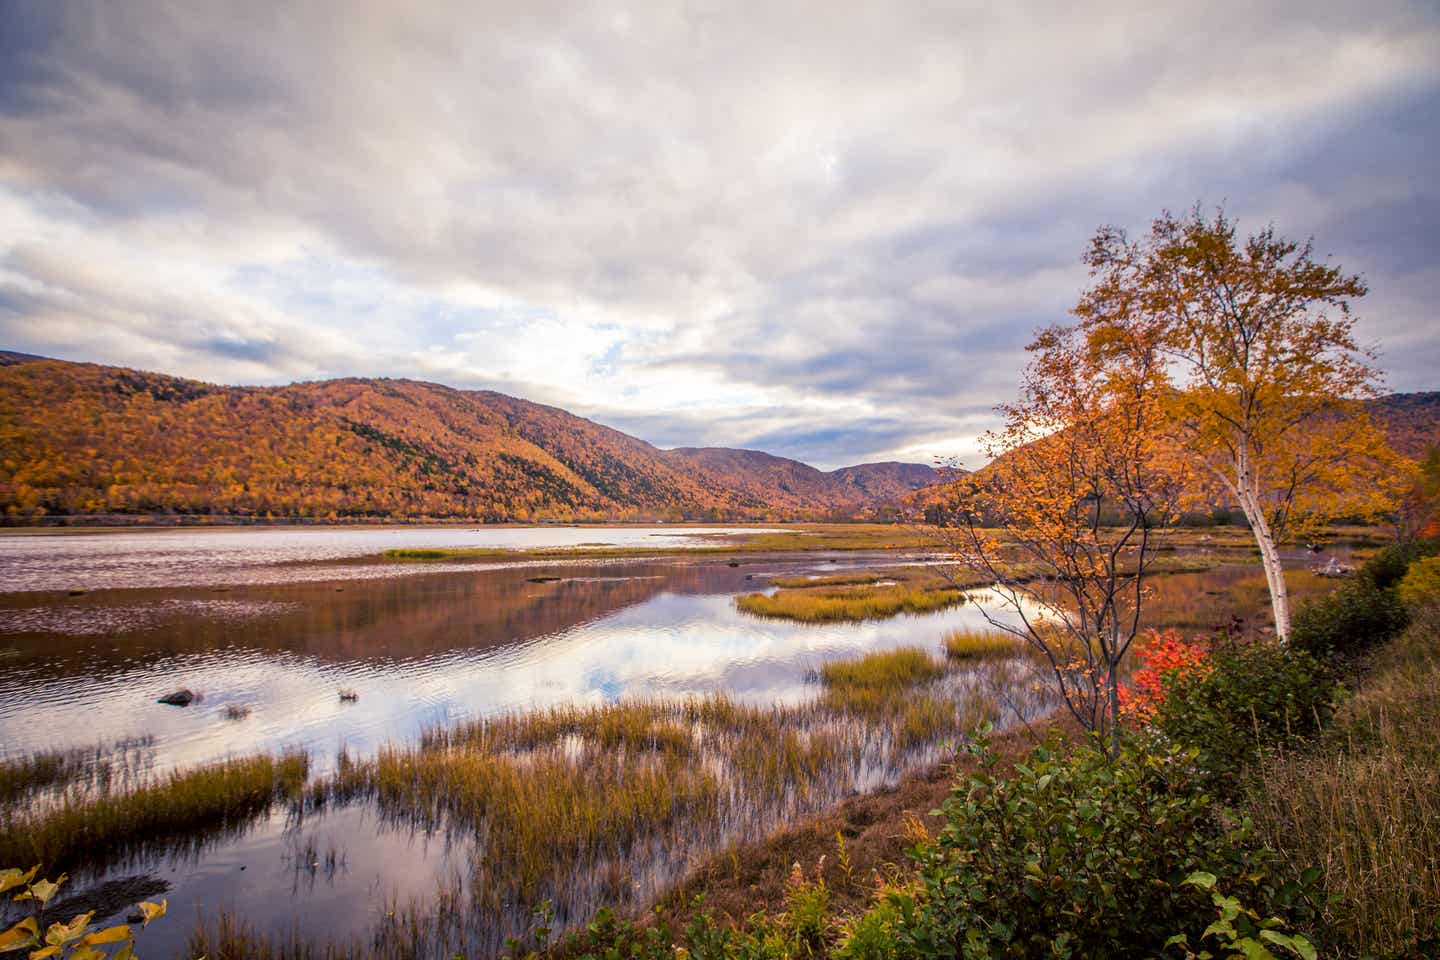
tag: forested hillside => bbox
[0,356,937,522]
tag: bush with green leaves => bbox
[870,730,1302,960]
[1151,640,1334,792]
[1288,574,1408,658]
[1289,540,1438,658]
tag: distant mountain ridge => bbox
[0,354,939,521]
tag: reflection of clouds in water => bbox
[0,577,1031,776]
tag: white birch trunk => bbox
[1232,443,1292,641]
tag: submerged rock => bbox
[157,689,195,706]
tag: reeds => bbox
[736,580,965,623]
[288,645,1045,949]
[0,752,307,871]
[1248,605,1440,956]
[943,629,1020,661]
[0,736,155,808]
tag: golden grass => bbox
[1249,604,1440,957]
[943,629,1020,662]
[768,573,893,589]
[291,644,1033,924]
[736,580,966,623]
[0,752,307,871]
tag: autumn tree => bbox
[1075,208,1404,640]
[932,323,1186,756]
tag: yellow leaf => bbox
[82,926,131,946]
[0,869,38,895]
[27,947,59,960]
[0,917,39,953]
[137,900,166,926]
[14,877,65,906]
[44,913,92,947]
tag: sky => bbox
[1,2,1437,470]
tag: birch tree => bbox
[1075,208,1402,640]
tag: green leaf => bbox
[0,918,39,953]
[1258,930,1317,960]
[1234,938,1278,960]
[1183,871,1217,891]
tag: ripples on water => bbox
[0,525,788,592]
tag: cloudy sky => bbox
[1,1,1437,469]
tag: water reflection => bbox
[0,525,788,593]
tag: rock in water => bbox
[158,689,195,706]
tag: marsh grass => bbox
[0,736,155,808]
[1250,604,1440,956]
[0,752,308,872]
[288,645,1049,953]
[736,579,966,623]
[382,524,945,564]
[769,573,893,589]
[943,629,1020,661]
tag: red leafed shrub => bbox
[1120,629,1213,723]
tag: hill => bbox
[1368,392,1440,459]
[0,355,937,522]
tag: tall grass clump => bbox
[942,629,1018,662]
[818,648,946,717]
[0,752,307,871]
[1249,604,1440,956]
[736,582,965,623]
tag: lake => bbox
[0,526,1046,956]
[0,525,1341,957]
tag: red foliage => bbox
[1119,629,1213,723]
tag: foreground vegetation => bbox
[519,540,1438,959]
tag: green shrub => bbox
[878,730,1290,959]
[1357,541,1431,591]
[1288,575,1407,658]
[1397,556,1440,609]
[1152,640,1333,792]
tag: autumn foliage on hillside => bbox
[0,358,935,522]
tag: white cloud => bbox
[1,0,1437,468]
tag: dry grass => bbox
[1249,604,1440,957]
[943,629,1020,662]
[291,645,1042,948]
[736,579,966,623]
[0,752,308,871]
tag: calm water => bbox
[0,525,790,592]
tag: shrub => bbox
[1118,629,1213,724]
[1397,556,1440,609]
[879,730,1289,959]
[1287,575,1408,658]
[1152,641,1333,792]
